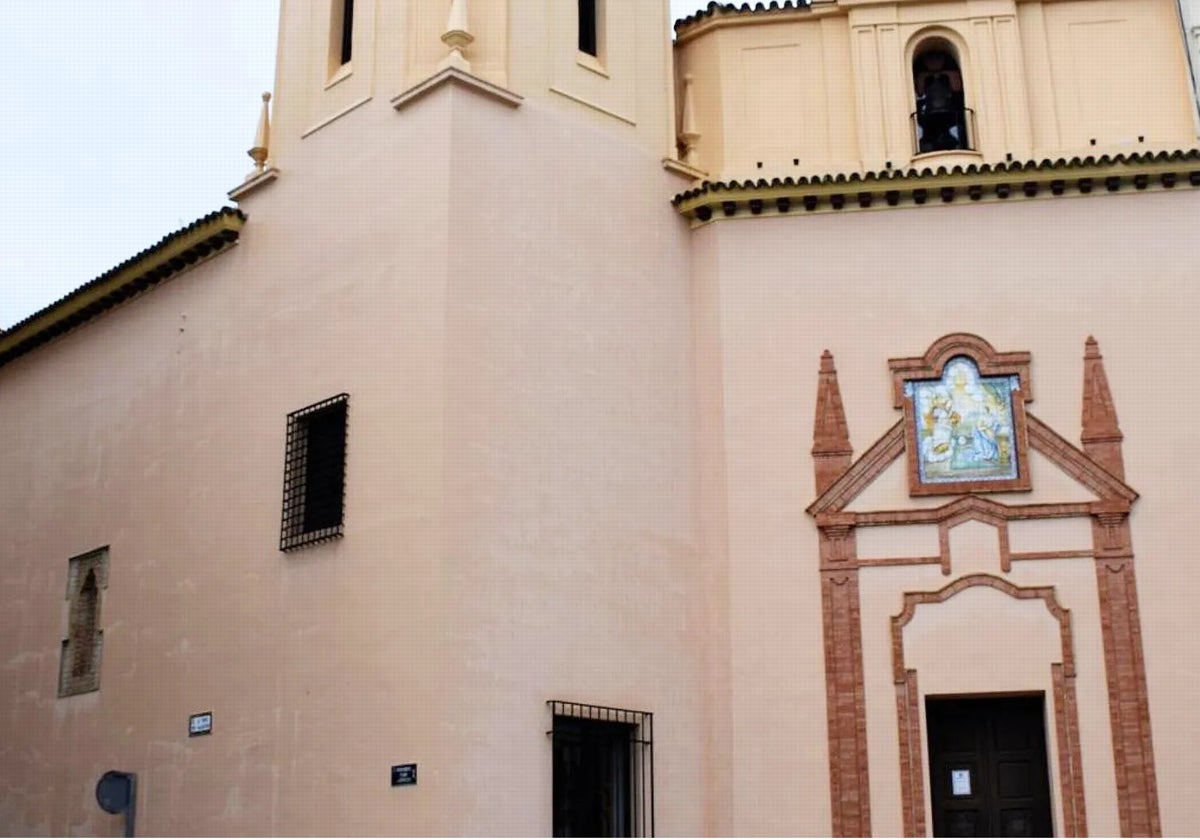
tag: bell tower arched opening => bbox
[912,39,972,154]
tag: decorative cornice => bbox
[672,149,1200,224]
[228,166,279,201]
[0,208,246,371]
[854,498,1093,529]
[392,67,523,112]
[662,158,709,180]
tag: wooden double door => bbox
[926,695,1054,837]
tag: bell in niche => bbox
[914,50,968,152]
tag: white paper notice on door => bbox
[950,768,972,797]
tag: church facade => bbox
[1,0,1199,835]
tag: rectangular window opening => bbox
[329,0,354,73]
[340,0,354,65]
[281,394,348,551]
[578,0,600,58]
[548,701,654,837]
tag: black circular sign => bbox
[95,770,133,814]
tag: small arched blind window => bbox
[71,571,99,678]
[59,550,107,697]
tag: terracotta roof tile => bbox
[0,207,246,370]
[675,1,813,33]
[672,148,1200,207]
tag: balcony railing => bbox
[911,107,978,155]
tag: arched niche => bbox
[906,28,976,156]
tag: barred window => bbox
[59,549,108,697]
[548,701,655,837]
[281,394,348,551]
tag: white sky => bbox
[0,1,711,329]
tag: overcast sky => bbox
[0,2,711,329]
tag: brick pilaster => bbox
[1092,508,1160,837]
[819,514,870,837]
[1083,338,1160,836]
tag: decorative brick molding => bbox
[812,350,854,497]
[1093,555,1160,836]
[822,566,872,837]
[937,506,1009,574]
[895,669,927,837]
[887,334,1033,410]
[808,421,905,517]
[1053,663,1088,838]
[852,496,1094,527]
[1080,338,1160,837]
[1081,336,1125,478]
[889,574,1073,691]
[808,337,1160,838]
[891,575,1087,838]
[1027,415,1136,503]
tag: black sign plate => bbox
[391,764,417,787]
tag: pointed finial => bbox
[247,92,272,178]
[438,0,474,73]
[679,74,702,167]
[813,350,853,495]
[1081,335,1125,478]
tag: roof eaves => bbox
[675,1,815,37]
[672,148,1200,219]
[0,207,246,370]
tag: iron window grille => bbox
[547,700,654,838]
[280,393,349,551]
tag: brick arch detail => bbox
[886,332,1033,410]
[936,508,1011,575]
[809,337,1159,837]
[891,574,1087,838]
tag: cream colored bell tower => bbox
[252,0,679,178]
[223,3,706,832]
